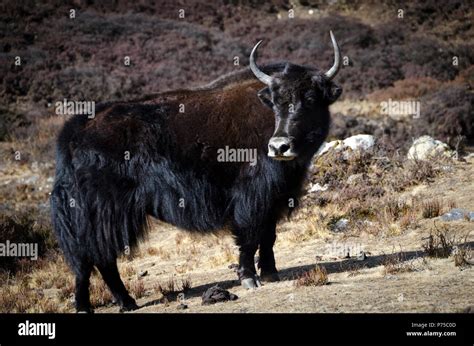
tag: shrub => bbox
[295,265,328,287]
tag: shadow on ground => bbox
[137,241,474,309]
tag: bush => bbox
[0,212,57,274]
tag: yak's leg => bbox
[258,220,280,282]
[97,261,138,312]
[234,228,261,289]
[75,261,93,313]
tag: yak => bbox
[51,31,342,312]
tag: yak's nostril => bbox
[278,144,290,154]
[269,142,290,155]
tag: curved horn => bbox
[249,40,273,86]
[324,31,341,80]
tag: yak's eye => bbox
[271,85,280,92]
[271,94,279,104]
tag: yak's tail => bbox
[51,115,149,273]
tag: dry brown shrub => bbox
[422,224,458,258]
[295,265,328,287]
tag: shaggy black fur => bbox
[51,62,341,312]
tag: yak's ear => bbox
[257,87,273,108]
[326,82,342,104]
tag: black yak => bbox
[51,32,342,312]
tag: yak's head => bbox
[250,31,342,161]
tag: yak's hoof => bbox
[260,272,280,282]
[76,307,94,314]
[119,301,139,312]
[241,277,262,289]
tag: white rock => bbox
[342,134,375,152]
[316,135,375,159]
[407,136,453,160]
[333,218,349,232]
[309,183,329,193]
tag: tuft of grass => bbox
[154,277,177,297]
[154,276,193,298]
[422,199,442,219]
[382,252,418,275]
[128,279,146,299]
[422,224,457,258]
[180,276,192,293]
[119,263,136,278]
[453,246,472,268]
[146,246,159,256]
[295,265,328,287]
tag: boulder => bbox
[343,134,375,153]
[332,218,349,232]
[407,136,453,160]
[440,208,473,222]
[316,134,375,159]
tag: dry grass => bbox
[156,246,172,260]
[58,280,75,302]
[180,276,192,293]
[286,211,336,243]
[119,263,136,278]
[175,233,186,247]
[128,279,146,299]
[154,276,193,298]
[89,274,114,307]
[0,275,69,313]
[382,252,419,275]
[453,246,472,268]
[154,277,177,297]
[368,77,442,101]
[0,211,57,274]
[146,246,160,256]
[208,244,238,268]
[422,224,457,258]
[294,265,328,287]
[421,199,443,219]
[298,145,454,240]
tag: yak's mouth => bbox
[268,153,297,161]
